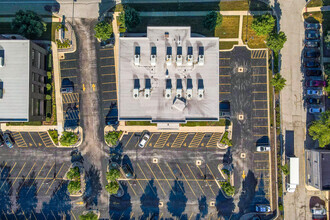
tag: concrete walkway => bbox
[0,17,61,22]
[305,5,330,12]
[112,12,120,101]
[1,124,57,132]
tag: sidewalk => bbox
[0,124,57,132]
[112,12,120,104]
[0,17,61,22]
[305,6,330,12]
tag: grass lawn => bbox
[219,41,239,50]
[128,16,213,37]
[181,119,231,127]
[125,121,157,126]
[242,16,267,49]
[0,22,60,41]
[220,0,270,11]
[307,0,330,7]
[303,12,323,23]
[214,16,240,38]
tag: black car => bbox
[122,164,134,179]
[304,49,320,58]
[61,78,74,93]
[306,30,320,40]
[307,98,321,104]
[306,69,322,76]
[305,40,320,48]
[304,60,320,68]
[305,22,321,30]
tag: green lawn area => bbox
[219,41,239,50]
[307,0,330,7]
[0,22,60,41]
[125,121,157,126]
[303,11,323,23]
[181,119,231,127]
[220,0,270,11]
[128,16,213,37]
[242,16,267,49]
[214,16,240,38]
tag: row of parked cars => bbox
[0,132,14,148]
[303,22,325,114]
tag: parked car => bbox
[3,133,14,148]
[61,78,74,93]
[305,22,321,30]
[306,69,322,76]
[256,145,270,152]
[304,60,320,68]
[305,80,326,87]
[101,38,115,48]
[304,49,320,58]
[0,134,4,147]
[256,204,271,213]
[311,204,326,216]
[122,164,134,179]
[306,30,320,40]
[307,98,322,104]
[307,89,323,96]
[139,134,150,148]
[309,106,325,114]
[305,40,320,48]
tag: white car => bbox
[309,107,325,114]
[139,134,150,148]
[307,89,323,96]
[256,145,270,152]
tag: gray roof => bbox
[306,149,330,190]
[0,39,30,121]
[118,27,219,122]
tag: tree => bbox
[271,73,286,92]
[251,14,275,36]
[67,181,81,194]
[105,131,120,146]
[281,164,289,176]
[11,10,46,39]
[46,95,52,100]
[105,181,119,195]
[79,212,98,220]
[121,6,140,29]
[106,169,120,181]
[118,11,126,29]
[94,21,113,41]
[67,167,80,181]
[60,131,78,146]
[309,111,330,148]
[46,84,52,91]
[219,181,235,196]
[203,11,222,31]
[266,31,287,52]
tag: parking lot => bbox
[0,146,75,219]
[60,52,81,128]
[11,132,55,148]
[96,44,118,126]
[110,132,228,219]
[219,47,271,206]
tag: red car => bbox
[305,80,326,87]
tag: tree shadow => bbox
[122,154,134,173]
[83,165,102,207]
[71,149,84,163]
[198,195,208,218]
[140,179,159,219]
[109,182,132,219]
[167,180,187,218]
[223,147,232,165]
[252,173,269,205]
[41,181,72,219]
[215,189,235,219]
[237,170,257,213]
[0,162,12,214]
[16,172,38,215]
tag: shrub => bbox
[48,129,58,145]
[105,181,119,195]
[251,14,275,36]
[59,131,78,146]
[47,71,52,80]
[56,39,71,49]
[281,164,289,176]
[67,167,80,181]
[46,83,52,91]
[46,95,52,100]
[204,11,222,31]
[79,212,98,220]
[220,181,235,196]
[68,180,81,194]
[104,131,121,145]
[221,168,230,177]
[94,21,113,41]
[106,169,120,181]
[220,131,232,146]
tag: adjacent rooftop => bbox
[118,27,219,123]
[306,149,330,190]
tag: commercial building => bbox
[0,35,48,122]
[305,149,330,190]
[118,27,219,126]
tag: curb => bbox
[57,22,77,54]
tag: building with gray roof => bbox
[118,27,219,125]
[0,35,47,122]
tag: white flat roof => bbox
[0,39,30,121]
[118,27,219,122]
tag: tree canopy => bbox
[271,73,286,93]
[251,14,275,36]
[68,180,81,194]
[67,167,80,181]
[203,11,223,31]
[105,181,119,195]
[79,212,98,220]
[60,131,78,146]
[106,169,120,181]
[309,111,330,148]
[11,10,46,39]
[266,31,287,52]
[94,21,113,41]
[105,131,120,146]
[119,6,140,30]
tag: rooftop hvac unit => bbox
[165,89,172,99]
[176,79,183,98]
[166,55,172,66]
[176,88,182,98]
[198,55,204,65]
[0,56,3,67]
[151,55,156,66]
[187,55,193,66]
[133,89,139,99]
[134,55,140,65]
[144,88,150,99]
[198,88,204,99]
[176,55,182,66]
[145,78,151,98]
[186,88,192,100]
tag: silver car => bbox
[256,145,270,152]
[139,134,150,148]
